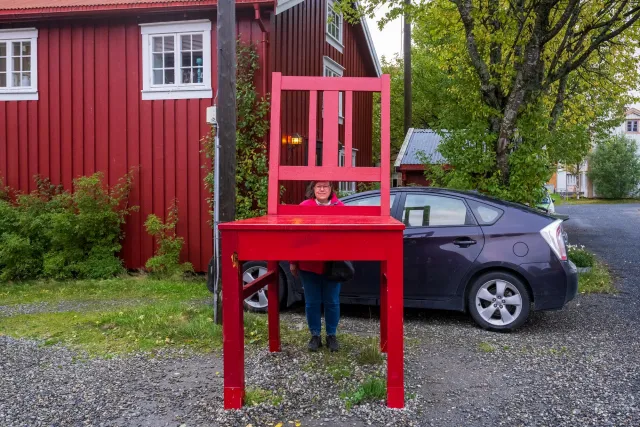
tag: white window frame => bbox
[140,20,212,101]
[338,146,357,193]
[0,28,38,101]
[626,120,638,133]
[323,56,344,124]
[326,0,344,53]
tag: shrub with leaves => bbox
[145,201,193,278]
[588,135,640,199]
[567,244,595,268]
[0,177,9,201]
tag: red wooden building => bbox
[0,0,381,272]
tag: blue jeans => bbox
[299,270,341,336]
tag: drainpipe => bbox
[254,3,269,97]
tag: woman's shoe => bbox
[308,335,322,352]
[325,335,339,352]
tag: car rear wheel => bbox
[242,261,286,313]
[468,272,530,332]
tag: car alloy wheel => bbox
[475,279,523,326]
[242,261,286,313]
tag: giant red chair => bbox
[219,72,405,409]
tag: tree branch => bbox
[541,0,581,43]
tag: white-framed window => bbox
[338,146,357,193]
[140,20,212,101]
[326,0,344,53]
[626,120,638,133]
[0,28,38,101]
[323,56,344,124]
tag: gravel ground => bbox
[1,204,640,426]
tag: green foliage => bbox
[244,387,283,407]
[579,261,616,294]
[0,177,8,201]
[478,342,495,353]
[346,0,640,204]
[588,135,640,199]
[567,245,595,268]
[0,172,136,282]
[144,201,194,278]
[355,338,384,365]
[341,376,387,410]
[202,40,270,222]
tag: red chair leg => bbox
[380,261,388,353]
[386,250,404,408]
[222,231,245,409]
[267,261,281,352]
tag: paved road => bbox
[2,204,640,426]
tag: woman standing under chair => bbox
[289,181,344,352]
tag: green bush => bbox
[567,245,595,268]
[144,201,193,278]
[588,135,640,199]
[0,172,136,282]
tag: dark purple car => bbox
[240,187,578,331]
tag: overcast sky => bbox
[366,5,403,63]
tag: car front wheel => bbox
[242,261,286,313]
[468,272,531,332]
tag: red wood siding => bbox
[272,0,377,203]
[0,10,269,272]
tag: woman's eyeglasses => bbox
[314,185,331,190]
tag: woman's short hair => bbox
[305,181,335,200]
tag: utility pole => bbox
[403,0,412,135]
[214,0,237,324]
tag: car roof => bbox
[342,186,553,219]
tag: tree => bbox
[344,0,640,203]
[588,135,640,199]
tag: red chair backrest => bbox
[268,73,391,216]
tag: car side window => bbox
[402,194,474,227]
[466,199,504,225]
[343,194,396,207]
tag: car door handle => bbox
[404,234,428,240]
[454,238,477,248]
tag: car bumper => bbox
[521,259,578,311]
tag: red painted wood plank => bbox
[109,24,127,187]
[49,26,61,185]
[277,205,380,216]
[125,22,141,268]
[152,101,165,221]
[71,25,84,181]
[83,25,95,175]
[199,98,212,271]
[344,90,353,167]
[279,166,379,182]
[186,99,201,269]
[322,91,339,167]
[94,25,109,178]
[38,27,49,178]
[175,100,189,263]
[28,101,38,192]
[6,103,19,188]
[268,72,282,214]
[18,102,29,190]
[307,91,317,166]
[0,103,6,181]
[139,98,154,269]
[60,26,73,189]
[282,76,382,92]
[164,101,176,214]
[380,74,391,216]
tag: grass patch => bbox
[553,195,640,205]
[244,387,283,406]
[355,337,385,365]
[478,342,495,353]
[0,275,209,306]
[579,261,616,294]
[341,376,386,410]
[0,301,273,356]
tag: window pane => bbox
[165,69,174,84]
[0,58,5,72]
[164,36,174,52]
[164,53,174,68]
[12,57,20,72]
[467,200,503,225]
[153,69,163,85]
[0,42,5,57]
[153,53,163,68]
[194,67,203,83]
[628,121,632,131]
[12,42,20,55]
[12,72,21,87]
[152,37,163,53]
[344,194,396,207]
[192,34,203,50]
[181,68,192,84]
[0,73,5,87]
[22,42,30,56]
[181,34,191,51]
[21,72,31,87]
[193,51,203,67]
[22,57,30,72]
[402,194,469,227]
[181,52,191,67]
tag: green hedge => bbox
[0,173,137,281]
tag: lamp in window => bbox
[282,133,303,145]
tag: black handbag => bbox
[324,261,355,282]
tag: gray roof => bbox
[394,129,447,167]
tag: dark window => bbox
[401,194,474,227]
[343,194,396,207]
[467,199,504,225]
